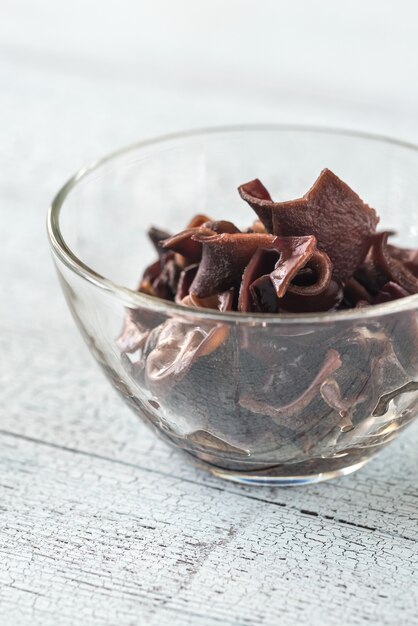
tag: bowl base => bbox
[188,454,372,486]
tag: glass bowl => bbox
[47,125,418,486]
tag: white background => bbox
[3,0,418,330]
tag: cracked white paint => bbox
[1,435,418,626]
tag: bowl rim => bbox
[47,123,418,325]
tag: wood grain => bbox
[1,433,418,626]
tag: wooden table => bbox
[1,2,418,624]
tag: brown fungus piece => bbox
[183,430,250,457]
[319,379,356,432]
[330,324,418,419]
[181,287,235,313]
[117,306,166,354]
[278,278,343,313]
[145,289,235,389]
[250,275,280,313]
[343,277,373,307]
[202,220,240,234]
[145,321,211,388]
[239,248,280,312]
[161,226,215,264]
[148,226,172,255]
[239,169,379,281]
[269,236,317,297]
[175,264,199,303]
[159,213,212,263]
[151,253,181,301]
[162,219,240,265]
[238,237,335,313]
[368,336,418,417]
[218,289,235,312]
[138,252,181,301]
[187,214,212,228]
[138,258,163,296]
[387,244,418,277]
[368,232,418,295]
[374,281,409,304]
[285,250,332,297]
[190,232,275,297]
[239,348,342,424]
[179,287,235,358]
[238,178,274,231]
[117,311,150,354]
[181,292,219,309]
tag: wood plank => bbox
[1,433,417,626]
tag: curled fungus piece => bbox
[159,214,212,263]
[368,233,418,295]
[387,244,418,277]
[187,214,212,228]
[239,248,279,312]
[139,253,181,301]
[161,226,215,263]
[343,277,373,307]
[145,321,212,387]
[180,288,234,358]
[374,281,409,304]
[148,226,171,255]
[269,236,317,297]
[175,264,199,303]
[181,288,234,313]
[355,233,418,297]
[203,220,240,234]
[138,258,163,296]
[286,250,332,297]
[162,219,240,264]
[145,291,234,389]
[190,232,275,297]
[278,277,343,313]
[319,379,355,432]
[238,178,274,231]
[117,307,166,354]
[239,169,379,281]
[117,311,150,354]
[239,348,342,423]
[368,335,418,417]
[333,324,418,418]
[238,237,335,313]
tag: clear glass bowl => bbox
[48,125,418,486]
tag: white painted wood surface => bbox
[1,2,418,624]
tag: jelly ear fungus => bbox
[117,168,418,473]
